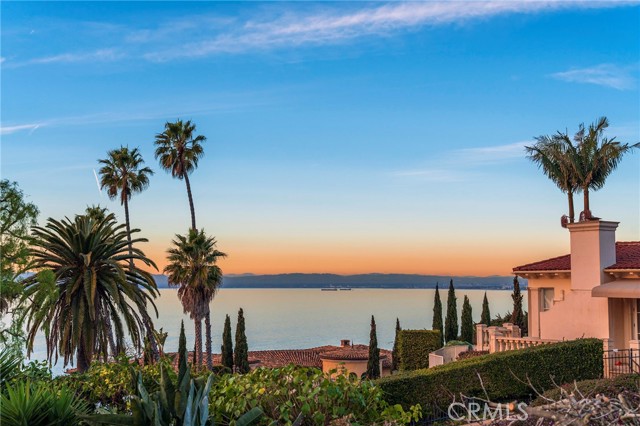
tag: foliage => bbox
[179,321,188,379]
[221,314,234,371]
[431,284,444,347]
[234,308,249,374]
[444,280,458,342]
[391,318,401,372]
[460,295,473,344]
[526,134,579,223]
[533,373,640,406]
[209,365,421,426]
[367,315,380,379]
[456,350,488,360]
[99,146,158,359]
[377,338,603,410]
[165,228,226,369]
[558,116,639,215]
[0,180,39,313]
[510,276,526,335]
[0,380,90,426]
[56,355,170,411]
[397,330,442,371]
[22,213,159,372]
[154,119,206,230]
[91,328,262,426]
[0,350,22,388]
[480,292,491,327]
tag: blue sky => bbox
[2,1,639,275]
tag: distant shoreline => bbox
[153,272,524,290]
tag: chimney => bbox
[340,339,350,347]
[567,220,618,290]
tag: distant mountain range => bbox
[152,273,524,290]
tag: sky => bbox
[1,1,639,276]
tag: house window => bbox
[637,300,640,340]
[541,288,554,311]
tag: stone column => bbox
[602,338,614,379]
[488,329,504,354]
[476,324,487,350]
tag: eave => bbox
[604,269,640,279]
[513,270,571,279]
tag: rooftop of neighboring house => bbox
[512,241,640,273]
[168,343,393,370]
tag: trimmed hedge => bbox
[398,330,442,371]
[378,338,603,409]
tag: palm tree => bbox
[22,213,159,373]
[561,117,639,218]
[154,120,206,230]
[525,135,579,223]
[164,229,226,369]
[98,147,153,264]
[98,146,157,358]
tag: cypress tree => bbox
[460,295,474,344]
[444,279,458,342]
[432,283,444,347]
[221,314,234,371]
[391,318,401,371]
[511,276,526,333]
[480,292,491,326]
[178,320,187,382]
[234,308,250,373]
[366,315,380,379]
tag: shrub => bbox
[0,380,90,426]
[377,338,603,410]
[209,364,421,425]
[533,373,640,406]
[398,330,442,371]
[56,354,175,411]
[456,350,488,360]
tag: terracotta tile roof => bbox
[320,346,388,361]
[605,242,640,270]
[513,242,640,273]
[167,344,393,371]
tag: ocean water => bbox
[27,288,525,374]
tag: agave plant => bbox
[0,381,90,426]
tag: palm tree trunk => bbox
[123,197,134,269]
[205,311,213,370]
[568,191,575,223]
[583,187,590,218]
[77,340,91,373]
[184,172,197,230]
[194,319,203,368]
[104,316,118,358]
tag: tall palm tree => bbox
[154,120,206,230]
[526,135,579,223]
[98,147,154,264]
[22,213,159,373]
[560,117,639,218]
[164,229,226,369]
[98,146,158,358]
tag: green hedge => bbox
[378,338,603,409]
[398,330,442,371]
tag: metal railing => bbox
[604,349,640,378]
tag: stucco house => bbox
[512,220,640,351]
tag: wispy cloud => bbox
[0,123,44,135]
[550,63,638,90]
[5,1,636,66]
[146,1,631,61]
[392,141,530,182]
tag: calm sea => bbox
[27,288,525,374]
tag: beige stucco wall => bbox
[526,276,612,340]
[321,359,389,378]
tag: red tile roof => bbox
[513,242,640,273]
[606,242,640,270]
[168,344,393,370]
[319,344,388,361]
